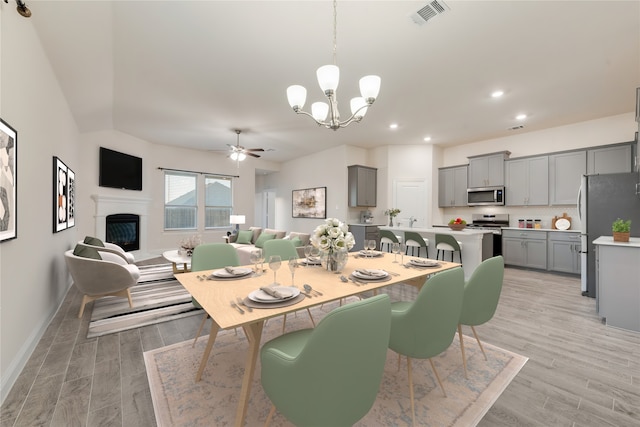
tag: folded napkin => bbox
[225,266,243,275]
[260,287,293,299]
[356,269,386,277]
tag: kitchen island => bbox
[593,236,640,333]
[379,226,494,279]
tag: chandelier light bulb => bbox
[350,97,368,118]
[359,75,381,102]
[312,102,330,121]
[287,85,307,110]
[317,65,340,93]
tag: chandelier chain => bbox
[332,0,337,66]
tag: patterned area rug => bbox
[144,299,527,426]
[88,263,201,338]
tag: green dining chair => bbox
[388,267,465,425]
[458,255,504,378]
[191,243,241,347]
[260,294,391,427]
[435,233,463,264]
[404,231,429,258]
[262,239,315,333]
[379,229,400,252]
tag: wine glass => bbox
[399,243,406,265]
[304,245,313,264]
[367,239,377,255]
[391,242,400,263]
[250,249,262,274]
[288,257,299,285]
[310,246,320,264]
[269,255,281,285]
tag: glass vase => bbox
[320,248,349,273]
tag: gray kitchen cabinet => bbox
[438,165,468,207]
[467,151,510,188]
[348,165,377,207]
[548,232,581,274]
[348,224,381,251]
[549,150,586,205]
[587,143,632,174]
[502,229,548,269]
[505,155,549,206]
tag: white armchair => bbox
[64,249,140,318]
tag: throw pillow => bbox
[290,236,303,247]
[254,233,276,248]
[83,236,105,247]
[73,244,102,260]
[236,230,253,245]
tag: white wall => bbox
[1,9,80,401]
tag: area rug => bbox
[144,300,527,426]
[88,263,201,338]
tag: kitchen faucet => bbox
[409,216,417,228]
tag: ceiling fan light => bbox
[317,65,339,93]
[311,102,330,121]
[230,152,238,161]
[359,75,381,102]
[237,152,247,161]
[287,85,307,110]
[350,97,368,118]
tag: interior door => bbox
[393,180,427,227]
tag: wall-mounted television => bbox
[99,147,143,191]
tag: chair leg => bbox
[458,324,468,379]
[429,358,447,397]
[470,325,487,360]
[407,357,416,427]
[193,313,209,347]
[264,404,276,427]
[126,289,133,308]
[78,295,91,319]
[306,308,316,327]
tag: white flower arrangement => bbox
[179,234,202,256]
[310,218,355,252]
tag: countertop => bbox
[592,236,640,248]
[502,227,580,233]
[379,225,494,235]
[348,223,386,227]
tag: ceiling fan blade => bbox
[246,152,261,158]
[245,148,265,152]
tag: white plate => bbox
[248,286,300,303]
[359,250,384,257]
[555,218,570,230]
[353,269,389,280]
[410,259,439,267]
[211,267,253,278]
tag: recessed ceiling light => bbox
[423,136,432,142]
[491,90,504,98]
[516,113,527,120]
[389,123,398,129]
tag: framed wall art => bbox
[0,118,17,242]
[292,186,326,219]
[53,156,75,232]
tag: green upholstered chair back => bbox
[460,255,504,326]
[388,267,464,359]
[435,233,461,251]
[260,294,391,427]
[380,229,400,243]
[404,231,427,246]
[262,239,299,261]
[191,243,240,271]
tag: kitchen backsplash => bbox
[441,206,581,230]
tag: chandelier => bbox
[286,0,381,130]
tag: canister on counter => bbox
[518,219,525,228]
[534,219,541,229]
[526,219,533,228]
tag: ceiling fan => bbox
[228,129,264,161]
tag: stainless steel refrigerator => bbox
[579,172,640,299]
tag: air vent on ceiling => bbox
[508,125,525,131]
[410,0,450,26]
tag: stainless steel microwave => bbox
[467,186,505,206]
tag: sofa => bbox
[227,227,311,265]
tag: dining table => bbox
[174,250,460,426]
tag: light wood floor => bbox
[1,267,639,426]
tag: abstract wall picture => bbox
[0,118,17,242]
[292,187,326,219]
[53,156,73,233]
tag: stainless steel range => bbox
[466,214,509,256]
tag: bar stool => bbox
[379,229,400,252]
[435,234,462,264]
[404,231,429,258]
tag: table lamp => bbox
[229,214,246,234]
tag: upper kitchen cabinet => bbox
[438,165,468,207]
[348,165,377,207]
[505,155,549,206]
[467,151,510,188]
[587,143,633,174]
[549,150,586,205]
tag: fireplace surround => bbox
[91,194,151,255]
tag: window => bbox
[164,171,197,230]
[205,175,232,229]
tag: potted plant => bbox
[384,208,401,227]
[612,218,631,242]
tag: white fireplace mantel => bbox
[91,194,152,255]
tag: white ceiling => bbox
[27,1,640,163]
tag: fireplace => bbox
[105,213,140,252]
